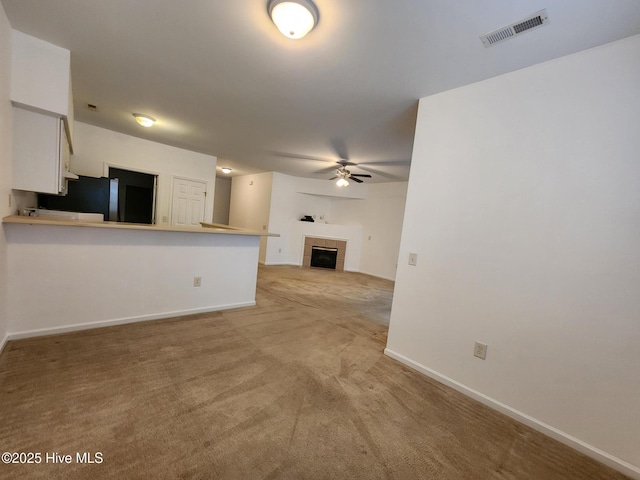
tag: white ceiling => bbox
[2,0,640,182]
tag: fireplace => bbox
[311,246,338,269]
[303,237,346,271]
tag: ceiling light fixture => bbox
[336,177,349,187]
[133,113,156,127]
[220,167,232,174]
[267,0,319,39]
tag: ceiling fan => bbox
[273,149,411,183]
[328,161,371,186]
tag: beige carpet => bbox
[0,265,630,479]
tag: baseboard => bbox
[259,264,395,281]
[384,348,640,480]
[262,261,300,266]
[357,269,396,282]
[6,301,256,342]
[0,332,8,357]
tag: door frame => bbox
[103,162,160,224]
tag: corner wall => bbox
[213,176,231,224]
[0,3,12,354]
[332,182,408,280]
[229,172,273,263]
[386,35,640,477]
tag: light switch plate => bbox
[408,252,418,266]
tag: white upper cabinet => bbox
[12,107,73,195]
[10,29,74,148]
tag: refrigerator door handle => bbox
[109,178,119,222]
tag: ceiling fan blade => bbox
[358,159,411,166]
[328,176,338,180]
[349,176,364,183]
[330,138,350,162]
[273,152,334,163]
[315,166,340,174]
[350,174,372,178]
[357,165,404,180]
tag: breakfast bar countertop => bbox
[2,215,279,237]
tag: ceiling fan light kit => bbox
[332,162,372,187]
[268,0,319,39]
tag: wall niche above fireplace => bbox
[303,237,346,271]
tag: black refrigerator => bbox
[39,173,156,224]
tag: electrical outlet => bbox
[408,252,418,266]
[474,342,488,360]
[278,248,282,253]
[193,277,202,287]
[162,215,168,223]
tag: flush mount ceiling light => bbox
[220,167,232,174]
[268,0,319,39]
[133,113,155,127]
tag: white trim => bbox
[383,348,640,480]
[103,162,160,224]
[260,263,396,282]
[0,333,8,357]
[6,302,256,341]
[358,269,396,282]
[102,161,160,178]
[262,261,300,266]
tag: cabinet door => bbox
[58,119,70,194]
[12,107,62,194]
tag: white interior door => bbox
[171,178,207,226]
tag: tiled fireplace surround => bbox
[303,236,346,271]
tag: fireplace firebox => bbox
[310,246,338,269]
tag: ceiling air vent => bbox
[480,9,549,47]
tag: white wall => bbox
[0,3,12,354]
[70,122,217,225]
[229,172,273,263]
[10,30,71,119]
[5,224,260,336]
[386,35,640,478]
[213,176,231,224]
[265,172,329,265]
[332,182,408,280]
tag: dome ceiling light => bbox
[267,0,319,39]
[133,113,156,127]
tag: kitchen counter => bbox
[2,215,278,237]
[3,215,275,340]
